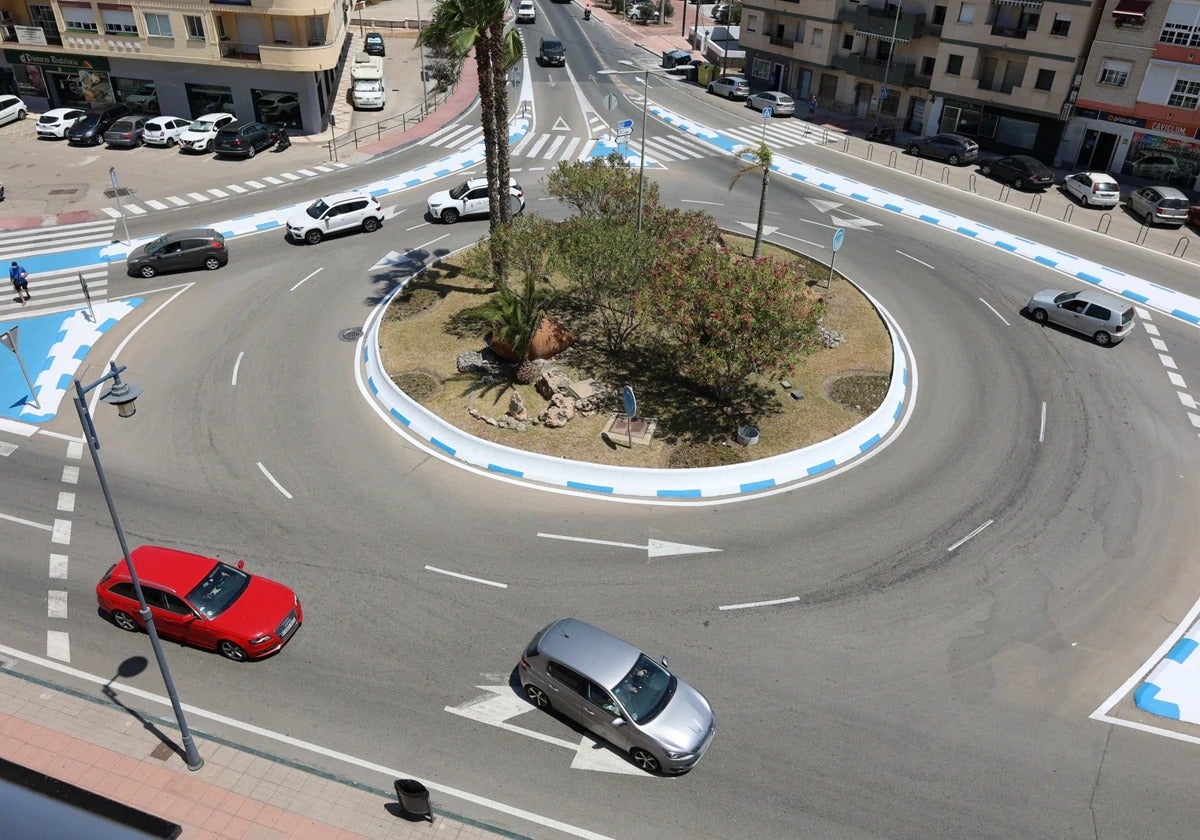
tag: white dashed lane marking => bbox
[46,630,70,662]
[49,554,68,580]
[51,519,71,545]
[47,590,67,619]
[62,465,78,484]
[56,492,75,513]
[67,441,82,460]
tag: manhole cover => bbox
[102,188,134,198]
[339,327,363,342]
[49,188,80,196]
[149,742,175,762]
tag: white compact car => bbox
[427,177,525,224]
[36,107,86,139]
[286,192,384,245]
[143,116,192,147]
[178,112,236,153]
[516,0,536,22]
[0,94,28,127]
[1060,171,1121,208]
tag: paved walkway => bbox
[0,666,515,838]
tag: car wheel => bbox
[728,90,735,100]
[304,229,323,245]
[979,163,992,175]
[1093,331,1112,347]
[707,84,714,94]
[205,140,213,153]
[1031,308,1048,324]
[112,610,139,632]
[138,265,157,279]
[1014,178,1025,190]
[166,137,176,148]
[362,216,381,233]
[441,208,460,224]
[218,640,248,662]
[907,142,920,156]
[1079,193,1089,207]
[948,154,960,165]
[631,748,660,773]
[204,256,222,271]
[247,144,256,158]
[17,109,27,121]
[525,684,550,708]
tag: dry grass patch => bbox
[378,235,893,468]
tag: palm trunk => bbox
[753,167,770,259]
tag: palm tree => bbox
[418,0,522,233]
[728,142,773,259]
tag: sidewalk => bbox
[0,666,516,839]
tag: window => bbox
[746,14,756,32]
[1050,13,1070,36]
[796,20,805,41]
[1167,79,1200,109]
[546,662,586,695]
[811,27,823,47]
[921,55,935,75]
[1098,60,1131,87]
[101,9,138,35]
[185,15,204,39]
[932,4,947,25]
[842,33,854,49]
[144,12,171,37]
[957,3,975,25]
[775,23,784,38]
[107,582,136,599]
[61,5,99,32]
[1035,69,1054,90]
[751,57,772,78]
[946,54,963,75]
[1160,4,1200,46]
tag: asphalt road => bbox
[4,5,1200,839]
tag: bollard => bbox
[394,779,433,822]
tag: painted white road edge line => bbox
[947,519,993,552]
[255,462,293,500]
[718,595,801,611]
[290,267,323,292]
[424,565,508,589]
[1039,401,1047,444]
[0,645,617,840]
[231,351,244,387]
[0,512,53,531]
[979,298,1010,326]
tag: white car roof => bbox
[42,107,81,117]
[193,112,234,125]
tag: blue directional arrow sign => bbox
[617,118,634,130]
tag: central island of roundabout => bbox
[356,163,916,502]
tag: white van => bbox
[350,52,386,110]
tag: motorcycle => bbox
[273,129,291,152]
[865,125,896,144]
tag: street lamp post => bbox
[599,61,670,235]
[416,0,429,115]
[73,361,204,772]
[872,0,903,134]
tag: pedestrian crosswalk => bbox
[417,112,838,167]
[96,162,352,219]
[0,220,115,319]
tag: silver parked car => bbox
[746,90,795,117]
[1026,288,1136,346]
[1061,171,1121,208]
[1127,185,1191,227]
[906,132,979,165]
[519,618,715,774]
[708,74,750,100]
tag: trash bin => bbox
[394,779,433,822]
[697,63,718,87]
[662,48,690,69]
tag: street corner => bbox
[1136,622,1200,723]
[1,299,144,423]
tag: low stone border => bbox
[358,249,917,500]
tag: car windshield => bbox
[448,182,474,200]
[186,562,251,619]
[144,234,169,255]
[188,119,214,132]
[1053,291,1078,304]
[544,41,563,50]
[611,654,676,723]
[306,199,330,219]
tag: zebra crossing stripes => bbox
[722,120,836,151]
[0,220,115,319]
[0,219,116,260]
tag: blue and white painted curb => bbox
[1136,619,1200,722]
[650,102,1200,328]
[359,261,915,500]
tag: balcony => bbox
[838,5,926,42]
[831,52,916,86]
[768,35,798,48]
[977,78,1016,94]
[221,39,262,61]
[989,23,1030,39]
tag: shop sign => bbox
[1148,120,1190,136]
[12,25,47,46]
[1073,106,1145,128]
[3,49,109,71]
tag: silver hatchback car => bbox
[519,618,715,774]
[1026,288,1136,346]
[1127,185,1191,228]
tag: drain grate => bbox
[102,188,134,198]
[339,327,363,342]
[49,188,80,196]
[149,742,175,762]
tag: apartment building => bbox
[1066,0,1200,190]
[0,0,350,134]
[739,0,1100,160]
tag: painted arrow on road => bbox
[829,214,880,230]
[537,532,721,559]
[738,222,779,237]
[445,685,643,774]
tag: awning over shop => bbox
[1112,0,1151,19]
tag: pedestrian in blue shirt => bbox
[9,261,30,303]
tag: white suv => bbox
[286,192,384,245]
[178,113,236,153]
[516,0,536,22]
[427,177,525,224]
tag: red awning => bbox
[1112,0,1151,19]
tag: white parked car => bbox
[427,177,525,224]
[143,116,192,148]
[36,107,86,139]
[516,0,536,22]
[1060,171,1121,208]
[0,94,28,127]
[746,90,795,117]
[286,191,384,245]
[178,112,236,153]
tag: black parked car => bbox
[126,229,227,278]
[538,37,566,66]
[978,155,1054,191]
[905,132,979,165]
[212,121,276,158]
[363,32,386,56]
[67,103,133,146]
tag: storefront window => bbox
[50,68,114,107]
[1122,131,1200,188]
[114,79,158,114]
[185,83,234,118]
[251,88,300,128]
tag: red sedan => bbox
[96,545,302,662]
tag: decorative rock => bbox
[817,326,845,349]
[484,417,498,426]
[457,350,507,375]
[507,390,528,422]
[538,392,577,428]
[535,370,573,400]
[467,407,480,418]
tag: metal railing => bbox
[326,85,454,161]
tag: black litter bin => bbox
[394,778,433,822]
[662,48,691,69]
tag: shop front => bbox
[2,49,113,109]
[1068,107,1200,192]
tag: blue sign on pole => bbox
[831,228,846,253]
[622,385,637,419]
[617,118,634,130]
[880,87,889,100]
[762,107,773,120]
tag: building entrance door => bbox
[1076,129,1119,171]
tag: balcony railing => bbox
[837,5,926,41]
[768,35,797,47]
[989,24,1030,39]
[831,52,916,86]
[977,79,1016,94]
[221,39,262,61]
